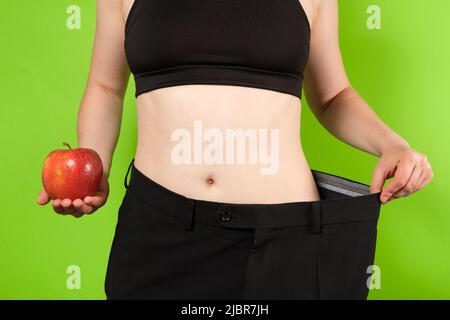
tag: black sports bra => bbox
[124,0,311,99]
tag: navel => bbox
[206,176,215,186]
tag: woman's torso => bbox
[123,0,320,204]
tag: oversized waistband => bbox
[123,159,382,232]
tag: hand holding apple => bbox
[37,142,109,217]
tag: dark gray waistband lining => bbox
[311,170,371,197]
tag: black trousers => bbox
[105,159,382,300]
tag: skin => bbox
[37,0,433,217]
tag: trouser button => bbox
[219,210,232,222]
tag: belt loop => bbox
[184,200,195,232]
[124,158,135,189]
[312,202,322,234]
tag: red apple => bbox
[42,142,103,200]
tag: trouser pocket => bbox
[104,191,135,299]
[317,220,378,300]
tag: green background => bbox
[0,0,449,299]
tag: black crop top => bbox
[124,0,311,99]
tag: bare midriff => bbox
[133,84,320,204]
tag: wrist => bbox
[379,135,411,156]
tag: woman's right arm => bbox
[37,0,130,217]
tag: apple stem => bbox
[62,142,72,150]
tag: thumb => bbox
[370,165,386,193]
[37,188,50,205]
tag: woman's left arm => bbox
[302,0,433,203]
